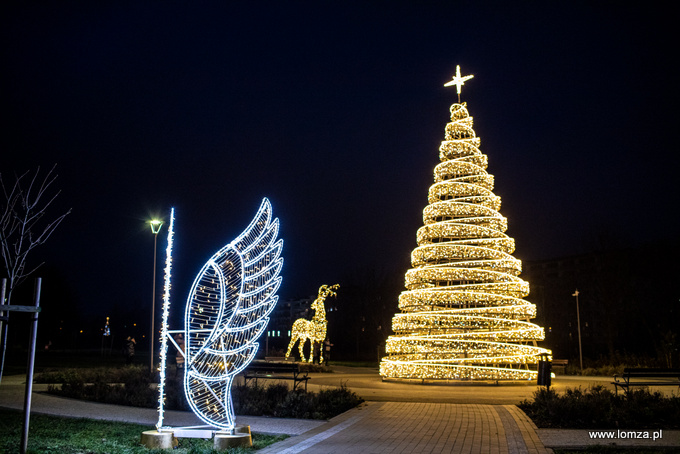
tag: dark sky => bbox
[2,2,678,319]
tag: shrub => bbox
[277,389,319,419]
[164,375,191,411]
[519,385,680,429]
[298,363,333,373]
[232,382,274,416]
[45,366,157,408]
[44,367,364,419]
[316,384,363,417]
[562,352,667,376]
[233,382,363,419]
[36,365,153,384]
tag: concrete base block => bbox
[234,424,251,435]
[140,430,178,449]
[214,432,252,450]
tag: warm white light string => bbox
[183,198,283,430]
[156,208,175,430]
[380,101,551,381]
[285,284,339,363]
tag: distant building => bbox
[523,241,677,363]
[523,253,601,360]
[263,296,315,356]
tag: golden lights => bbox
[444,65,474,96]
[380,100,551,382]
[286,284,339,363]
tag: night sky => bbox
[2,3,677,324]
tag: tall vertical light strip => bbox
[156,207,175,430]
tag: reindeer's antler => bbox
[318,284,340,300]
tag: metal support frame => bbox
[0,278,43,454]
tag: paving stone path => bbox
[259,401,551,454]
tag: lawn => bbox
[0,408,286,454]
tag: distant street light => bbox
[150,219,163,373]
[572,289,583,371]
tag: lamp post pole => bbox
[572,289,583,371]
[150,220,163,374]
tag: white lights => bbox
[380,96,551,382]
[156,208,175,430]
[150,219,163,234]
[183,198,283,431]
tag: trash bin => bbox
[537,354,551,388]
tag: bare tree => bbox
[0,165,71,382]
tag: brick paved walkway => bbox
[259,401,551,454]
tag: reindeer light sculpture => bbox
[285,284,339,363]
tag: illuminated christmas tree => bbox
[380,67,551,381]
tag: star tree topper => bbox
[444,65,474,102]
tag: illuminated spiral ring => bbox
[380,103,550,381]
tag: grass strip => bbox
[0,408,286,454]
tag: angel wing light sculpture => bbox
[183,198,283,431]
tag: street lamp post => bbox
[572,289,583,371]
[150,219,163,373]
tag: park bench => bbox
[244,360,310,391]
[612,368,680,394]
[551,359,568,374]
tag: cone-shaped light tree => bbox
[380,67,551,381]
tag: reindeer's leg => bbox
[319,326,327,365]
[285,334,297,360]
[298,336,307,362]
[308,340,313,364]
[319,340,324,365]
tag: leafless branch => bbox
[0,164,72,298]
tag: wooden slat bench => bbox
[244,361,310,391]
[612,368,680,394]
[551,359,568,374]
